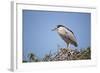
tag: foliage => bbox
[23,47,91,62]
[42,47,91,61]
[28,53,39,62]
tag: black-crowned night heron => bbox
[52,25,78,48]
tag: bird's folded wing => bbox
[66,30,77,45]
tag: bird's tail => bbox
[74,42,78,47]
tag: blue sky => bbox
[23,10,91,61]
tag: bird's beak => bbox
[52,28,57,31]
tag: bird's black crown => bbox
[57,25,65,28]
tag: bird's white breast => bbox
[57,27,67,36]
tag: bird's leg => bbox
[67,43,69,49]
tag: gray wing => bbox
[65,29,78,47]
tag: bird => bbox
[52,25,78,48]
